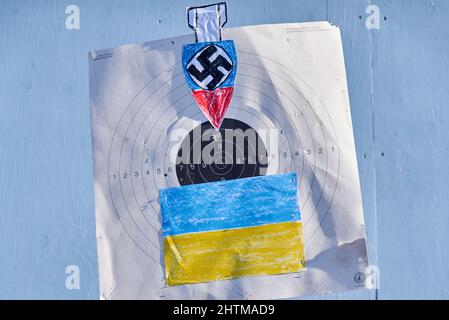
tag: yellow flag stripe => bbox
[164,221,305,286]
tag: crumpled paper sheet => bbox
[89,21,368,299]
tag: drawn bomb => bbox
[182,2,237,130]
[160,2,305,287]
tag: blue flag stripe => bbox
[160,173,301,237]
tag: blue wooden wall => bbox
[1,0,448,299]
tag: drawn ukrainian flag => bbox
[160,172,305,286]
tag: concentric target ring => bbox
[107,50,340,264]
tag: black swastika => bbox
[187,45,233,90]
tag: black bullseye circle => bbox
[176,118,268,185]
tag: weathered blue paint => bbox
[161,173,300,236]
[1,0,449,299]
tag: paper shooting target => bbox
[91,22,368,299]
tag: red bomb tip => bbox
[192,87,234,130]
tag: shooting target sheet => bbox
[89,22,368,299]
